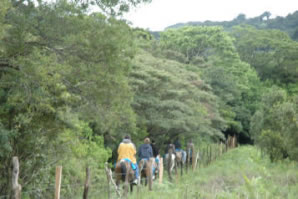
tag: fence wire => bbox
[0,143,233,199]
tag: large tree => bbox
[160,26,261,139]
[130,48,226,146]
[0,0,142,196]
[231,25,298,94]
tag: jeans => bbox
[133,163,139,178]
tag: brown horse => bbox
[175,151,185,176]
[115,160,135,195]
[138,158,155,190]
[186,142,194,172]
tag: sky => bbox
[123,0,298,31]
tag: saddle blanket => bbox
[121,158,137,170]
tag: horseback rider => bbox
[174,138,187,163]
[138,137,153,160]
[117,135,139,185]
[150,139,159,158]
[138,137,159,180]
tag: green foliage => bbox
[0,0,10,54]
[259,130,286,161]
[129,146,298,199]
[160,26,262,137]
[160,26,237,63]
[0,0,137,196]
[1,0,298,196]
[130,49,226,144]
[250,86,298,161]
[231,25,298,89]
[167,10,298,41]
[77,0,152,15]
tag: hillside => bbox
[166,11,298,40]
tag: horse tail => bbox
[120,161,127,181]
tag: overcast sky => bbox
[123,0,298,31]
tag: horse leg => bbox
[181,162,183,176]
[116,178,120,190]
[115,164,121,190]
[123,164,130,197]
[174,160,178,176]
[130,183,133,193]
[187,148,191,173]
[167,153,172,182]
[138,159,145,186]
[148,159,153,191]
[144,168,148,186]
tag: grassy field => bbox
[128,146,298,199]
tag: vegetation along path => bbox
[130,146,298,199]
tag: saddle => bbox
[120,158,137,170]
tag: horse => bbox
[175,150,185,176]
[186,142,194,172]
[138,157,155,190]
[165,144,176,181]
[115,159,136,195]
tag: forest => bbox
[0,0,297,198]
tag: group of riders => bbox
[116,135,188,185]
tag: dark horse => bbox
[115,160,136,196]
[138,158,155,190]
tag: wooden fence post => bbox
[12,156,21,199]
[205,146,208,166]
[159,158,163,184]
[83,167,90,199]
[55,166,62,199]
[192,146,196,171]
[104,163,111,199]
[203,146,205,166]
[104,163,121,197]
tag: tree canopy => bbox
[159,26,261,138]
[0,1,298,197]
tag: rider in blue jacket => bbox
[174,138,187,163]
[138,137,153,160]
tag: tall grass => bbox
[128,146,298,199]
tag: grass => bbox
[128,146,298,199]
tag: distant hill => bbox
[166,11,298,40]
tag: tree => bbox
[160,26,261,139]
[231,25,298,91]
[250,86,298,161]
[0,0,138,196]
[130,48,226,145]
[260,11,271,21]
[72,0,152,15]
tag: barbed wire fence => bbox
[1,135,237,199]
